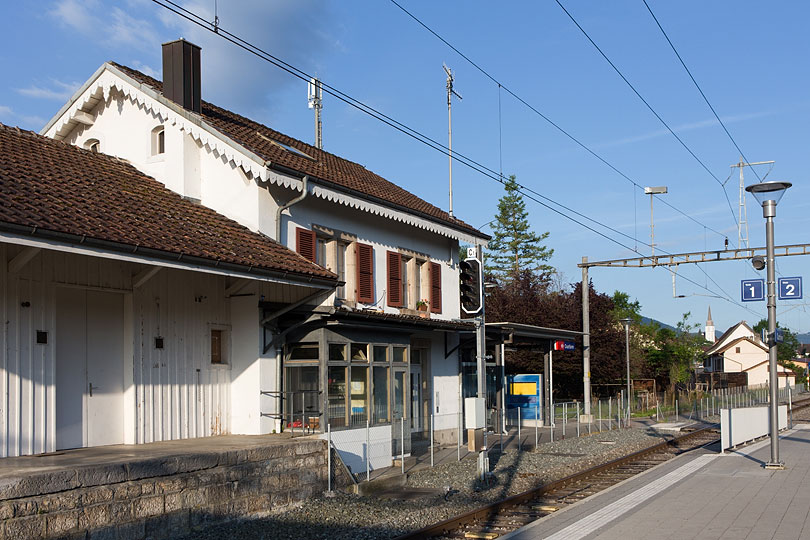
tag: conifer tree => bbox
[485,175,554,279]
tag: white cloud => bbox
[131,61,159,79]
[109,7,160,49]
[162,1,339,114]
[48,0,159,51]
[0,106,46,130]
[16,79,80,101]
[592,110,775,150]
[46,1,341,118]
[49,0,98,35]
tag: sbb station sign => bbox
[553,340,575,351]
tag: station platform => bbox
[503,424,810,540]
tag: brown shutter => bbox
[386,251,402,307]
[356,243,374,304]
[296,227,316,262]
[430,262,442,313]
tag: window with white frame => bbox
[84,138,100,153]
[151,126,165,156]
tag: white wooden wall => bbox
[0,244,56,456]
[132,269,231,443]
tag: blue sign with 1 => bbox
[741,279,765,302]
[778,277,802,300]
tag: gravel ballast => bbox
[176,426,674,540]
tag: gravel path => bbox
[177,427,673,540]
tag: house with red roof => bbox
[703,320,795,389]
[10,40,489,466]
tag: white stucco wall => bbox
[280,192,462,320]
[722,340,767,372]
[58,90,268,235]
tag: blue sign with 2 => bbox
[741,279,765,302]
[778,277,802,300]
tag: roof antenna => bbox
[212,0,219,33]
[444,64,462,218]
[308,77,323,149]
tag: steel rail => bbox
[395,395,810,539]
[394,427,717,539]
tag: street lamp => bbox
[620,318,632,427]
[745,180,792,470]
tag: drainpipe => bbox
[275,175,310,243]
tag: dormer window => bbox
[84,139,100,153]
[151,126,165,156]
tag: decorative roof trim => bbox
[264,170,484,245]
[42,64,487,245]
[42,64,270,182]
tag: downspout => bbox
[275,175,310,243]
[273,173,309,433]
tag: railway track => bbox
[396,395,810,540]
[395,427,719,540]
[393,395,810,540]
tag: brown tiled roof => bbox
[0,124,337,282]
[110,63,486,239]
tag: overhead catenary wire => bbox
[553,0,740,235]
[148,0,650,253]
[641,0,762,183]
[149,0,761,320]
[388,0,730,245]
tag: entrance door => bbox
[56,289,124,449]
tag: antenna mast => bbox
[444,64,462,217]
[308,77,323,149]
[730,158,774,248]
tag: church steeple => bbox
[705,306,715,342]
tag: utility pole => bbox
[308,77,323,149]
[581,257,591,420]
[444,64,462,218]
[730,158,775,249]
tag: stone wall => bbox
[0,439,327,539]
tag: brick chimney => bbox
[162,39,201,113]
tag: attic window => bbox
[254,131,315,161]
[151,126,165,156]
[84,139,100,153]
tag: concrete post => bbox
[582,258,591,419]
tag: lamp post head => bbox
[745,181,792,207]
[619,317,632,329]
[644,186,668,195]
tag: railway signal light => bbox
[459,258,483,315]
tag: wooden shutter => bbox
[356,243,374,304]
[296,227,316,262]
[430,262,442,313]
[386,251,402,307]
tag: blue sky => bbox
[2,1,810,334]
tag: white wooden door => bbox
[55,289,124,449]
[86,291,124,447]
[55,288,85,450]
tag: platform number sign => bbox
[778,277,802,300]
[741,279,765,302]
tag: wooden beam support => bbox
[133,266,162,289]
[72,110,95,126]
[8,247,40,274]
[225,278,251,297]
